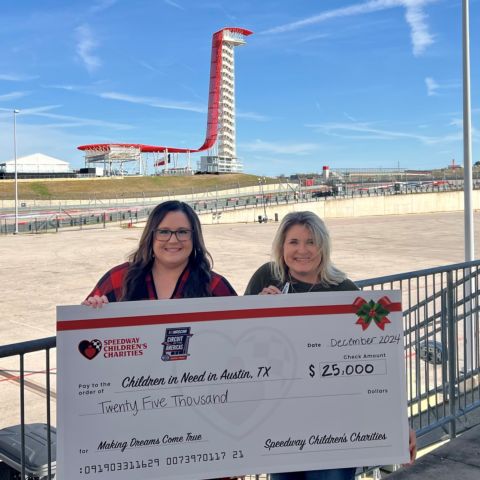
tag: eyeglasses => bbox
[153,228,193,242]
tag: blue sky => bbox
[0,0,478,175]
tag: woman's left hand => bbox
[259,285,281,295]
[407,427,417,464]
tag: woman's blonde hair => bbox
[271,211,346,286]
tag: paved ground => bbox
[1,210,480,433]
[1,210,479,345]
[387,423,480,480]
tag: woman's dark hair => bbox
[121,200,213,300]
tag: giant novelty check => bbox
[57,290,409,480]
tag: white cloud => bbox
[449,118,462,127]
[198,3,236,21]
[425,77,439,96]
[138,61,160,73]
[99,91,205,113]
[0,74,38,82]
[296,33,330,44]
[449,118,479,137]
[75,24,101,73]
[425,77,461,96]
[14,109,132,130]
[262,0,397,34]
[344,112,358,122]
[0,91,31,102]
[404,1,435,55]
[262,0,439,56]
[164,0,185,10]
[12,105,62,115]
[239,139,320,155]
[44,84,81,91]
[43,83,107,93]
[236,111,271,122]
[308,121,462,145]
[89,0,118,13]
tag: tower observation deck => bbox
[77,27,252,176]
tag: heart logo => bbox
[170,326,297,439]
[78,339,102,360]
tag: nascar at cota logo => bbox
[161,327,193,361]
[78,337,148,360]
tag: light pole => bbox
[461,0,476,374]
[257,177,267,221]
[13,109,20,235]
[261,177,267,220]
[462,0,473,261]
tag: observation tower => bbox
[77,27,252,176]
[198,28,250,173]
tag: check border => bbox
[58,301,402,331]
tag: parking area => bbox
[2,210,480,346]
[1,209,480,447]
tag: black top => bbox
[244,262,358,295]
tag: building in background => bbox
[0,153,73,179]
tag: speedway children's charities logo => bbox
[78,337,148,360]
[161,327,193,361]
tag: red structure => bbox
[77,28,252,167]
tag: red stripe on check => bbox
[57,303,402,332]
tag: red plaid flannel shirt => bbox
[86,262,236,302]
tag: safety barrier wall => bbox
[199,190,477,224]
[0,189,474,234]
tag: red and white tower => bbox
[200,27,252,173]
[78,27,252,175]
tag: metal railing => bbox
[0,336,56,478]
[357,259,480,439]
[1,260,480,477]
[0,192,319,234]
[0,182,459,235]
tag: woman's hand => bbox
[408,427,417,464]
[259,285,282,295]
[82,295,109,308]
[401,427,417,466]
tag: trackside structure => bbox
[77,27,252,175]
[199,28,249,173]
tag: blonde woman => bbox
[245,211,416,480]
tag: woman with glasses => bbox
[83,200,236,306]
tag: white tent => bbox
[0,153,71,174]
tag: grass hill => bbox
[0,174,280,200]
